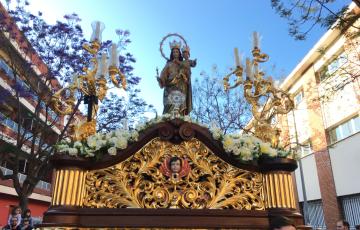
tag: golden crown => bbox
[181,45,190,53]
[169,40,182,50]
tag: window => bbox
[329,116,360,143]
[0,59,15,79]
[341,194,360,228]
[300,200,326,229]
[319,52,347,82]
[294,90,304,107]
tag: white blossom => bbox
[73,141,82,148]
[55,114,295,161]
[87,136,98,148]
[130,130,139,141]
[68,148,78,156]
[107,147,117,155]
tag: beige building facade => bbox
[278,3,360,229]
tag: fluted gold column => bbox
[51,168,88,206]
[263,171,296,209]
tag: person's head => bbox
[355,224,360,230]
[24,209,31,217]
[12,206,21,215]
[22,218,30,227]
[182,51,190,60]
[170,48,183,61]
[169,156,182,173]
[10,216,18,227]
[269,216,296,230]
[336,220,350,230]
[181,46,190,60]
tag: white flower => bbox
[209,123,222,140]
[115,138,127,149]
[87,136,98,148]
[232,147,241,156]
[68,148,78,156]
[109,137,118,146]
[94,133,104,140]
[64,137,71,142]
[85,152,95,157]
[115,129,128,138]
[260,142,272,154]
[267,148,278,157]
[223,135,234,151]
[242,137,255,149]
[212,130,222,140]
[136,122,146,131]
[130,130,139,141]
[73,141,82,149]
[163,114,171,119]
[106,131,115,139]
[249,136,261,145]
[107,147,117,156]
[56,144,69,153]
[241,147,253,161]
[95,140,107,150]
[183,115,192,122]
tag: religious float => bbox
[42,29,308,229]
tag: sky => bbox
[1,0,352,115]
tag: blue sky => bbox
[2,0,351,114]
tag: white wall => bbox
[295,153,322,202]
[329,133,360,196]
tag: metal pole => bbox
[292,109,310,225]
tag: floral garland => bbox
[55,114,300,161]
[208,125,300,161]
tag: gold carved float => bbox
[83,137,265,210]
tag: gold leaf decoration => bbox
[83,138,265,210]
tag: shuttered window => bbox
[341,194,360,229]
[301,200,326,229]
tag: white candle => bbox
[95,21,100,41]
[246,58,253,80]
[101,52,107,75]
[253,64,259,79]
[110,43,118,67]
[234,47,240,67]
[253,31,259,49]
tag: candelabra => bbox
[223,32,294,147]
[51,21,127,141]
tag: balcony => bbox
[0,166,51,191]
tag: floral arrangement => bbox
[209,125,300,161]
[55,114,300,161]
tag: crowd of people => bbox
[269,216,359,230]
[1,208,358,229]
[2,207,33,230]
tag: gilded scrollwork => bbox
[83,138,265,210]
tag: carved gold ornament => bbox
[51,38,127,141]
[223,33,294,146]
[83,138,265,210]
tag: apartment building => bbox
[0,2,64,226]
[278,3,360,230]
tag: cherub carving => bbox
[160,156,191,181]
